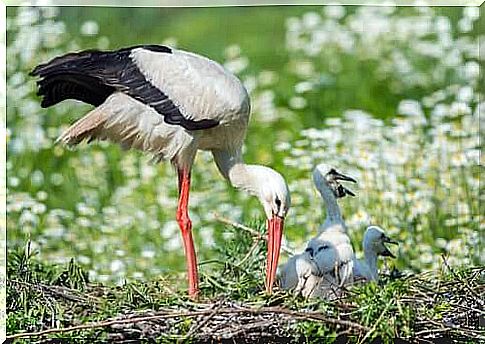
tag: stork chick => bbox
[354,226,398,281]
[308,164,357,289]
[312,163,356,233]
[281,164,357,298]
[306,231,354,299]
[279,250,321,297]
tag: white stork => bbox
[280,164,357,298]
[312,163,356,234]
[31,44,291,297]
[353,225,398,282]
[305,164,357,291]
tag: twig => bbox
[415,327,453,337]
[415,324,485,339]
[425,319,485,335]
[184,302,223,339]
[440,255,481,300]
[357,298,393,344]
[236,238,262,267]
[448,301,485,315]
[221,320,270,338]
[213,213,295,255]
[7,306,370,339]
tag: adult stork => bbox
[30,44,291,297]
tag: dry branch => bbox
[213,213,295,255]
[7,305,370,340]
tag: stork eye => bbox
[275,197,281,208]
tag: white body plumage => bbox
[279,251,321,297]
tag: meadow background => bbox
[6,5,483,288]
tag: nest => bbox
[7,266,484,343]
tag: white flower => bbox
[110,260,125,273]
[463,7,479,21]
[224,44,241,59]
[30,170,44,186]
[302,12,321,29]
[289,96,307,109]
[434,16,451,33]
[457,86,474,103]
[462,61,479,80]
[77,256,91,265]
[294,81,313,94]
[141,249,156,259]
[258,71,278,86]
[80,21,99,36]
[16,7,39,26]
[450,102,471,117]
[323,5,345,19]
[458,18,472,33]
[398,99,424,117]
[19,210,38,227]
[224,57,248,75]
[8,177,20,187]
[32,203,46,214]
[431,103,449,118]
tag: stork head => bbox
[313,163,357,199]
[363,226,398,258]
[257,167,291,219]
[251,166,290,294]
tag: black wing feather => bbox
[30,45,219,131]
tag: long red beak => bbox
[265,215,284,294]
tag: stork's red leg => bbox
[176,168,199,297]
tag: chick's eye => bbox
[317,245,329,252]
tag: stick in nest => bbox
[6,306,370,340]
[213,213,295,256]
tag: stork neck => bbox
[364,248,378,280]
[212,150,259,196]
[319,185,343,224]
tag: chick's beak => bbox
[380,246,396,258]
[383,235,399,245]
[380,236,398,258]
[333,171,357,183]
[265,215,284,294]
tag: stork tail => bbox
[57,108,108,145]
